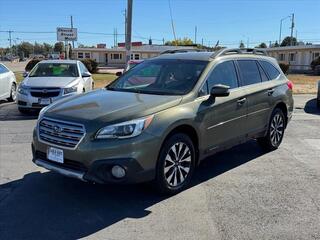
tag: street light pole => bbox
[125,0,133,68]
[279,15,291,45]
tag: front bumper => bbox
[17,91,76,109]
[32,128,161,184]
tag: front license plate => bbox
[39,98,51,105]
[47,147,64,163]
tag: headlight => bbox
[64,85,78,95]
[18,83,28,95]
[96,115,154,139]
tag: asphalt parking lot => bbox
[0,95,319,240]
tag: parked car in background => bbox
[17,60,94,113]
[32,48,294,194]
[0,63,17,102]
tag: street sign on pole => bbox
[57,27,77,41]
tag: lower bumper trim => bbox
[35,159,86,182]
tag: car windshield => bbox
[108,59,207,95]
[29,63,79,77]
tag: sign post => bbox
[57,27,77,59]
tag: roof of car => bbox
[153,50,276,63]
[155,52,214,61]
[39,59,79,64]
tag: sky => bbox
[0,0,319,48]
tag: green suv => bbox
[32,48,294,194]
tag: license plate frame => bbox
[39,98,51,105]
[47,147,64,163]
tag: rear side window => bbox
[259,61,281,80]
[207,61,238,89]
[257,63,269,82]
[237,60,261,86]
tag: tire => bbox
[155,133,196,195]
[317,98,320,108]
[7,83,17,102]
[18,107,30,115]
[258,108,286,151]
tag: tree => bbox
[274,41,280,47]
[43,43,53,55]
[54,42,64,53]
[280,36,297,46]
[17,42,33,58]
[256,42,267,48]
[165,37,194,46]
[239,41,245,49]
[34,42,44,54]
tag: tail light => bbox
[287,80,293,90]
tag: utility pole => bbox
[290,13,295,46]
[8,30,13,55]
[194,26,197,44]
[125,0,133,66]
[162,38,165,45]
[115,28,118,46]
[168,0,177,44]
[70,15,74,48]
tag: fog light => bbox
[111,165,126,178]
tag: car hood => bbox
[44,89,182,126]
[23,77,79,88]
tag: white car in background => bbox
[17,60,94,113]
[0,63,17,102]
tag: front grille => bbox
[30,88,61,98]
[38,118,85,149]
[35,151,87,172]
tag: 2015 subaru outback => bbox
[32,48,294,194]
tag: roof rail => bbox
[211,48,267,58]
[160,48,206,55]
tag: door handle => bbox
[267,88,275,96]
[237,97,246,105]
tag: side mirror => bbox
[116,71,122,77]
[23,71,29,78]
[210,84,230,97]
[82,72,91,78]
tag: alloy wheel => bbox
[164,142,192,187]
[11,84,17,101]
[270,113,284,147]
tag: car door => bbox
[236,59,273,136]
[199,60,248,153]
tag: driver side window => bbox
[207,61,239,90]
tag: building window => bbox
[78,52,83,59]
[130,53,140,60]
[289,53,296,62]
[111,53,122,60]
[85,52,90,58]
[278,53,285,61]
[313,52,320,60]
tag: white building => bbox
[266,45,320,72]
[72,44,196,67]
